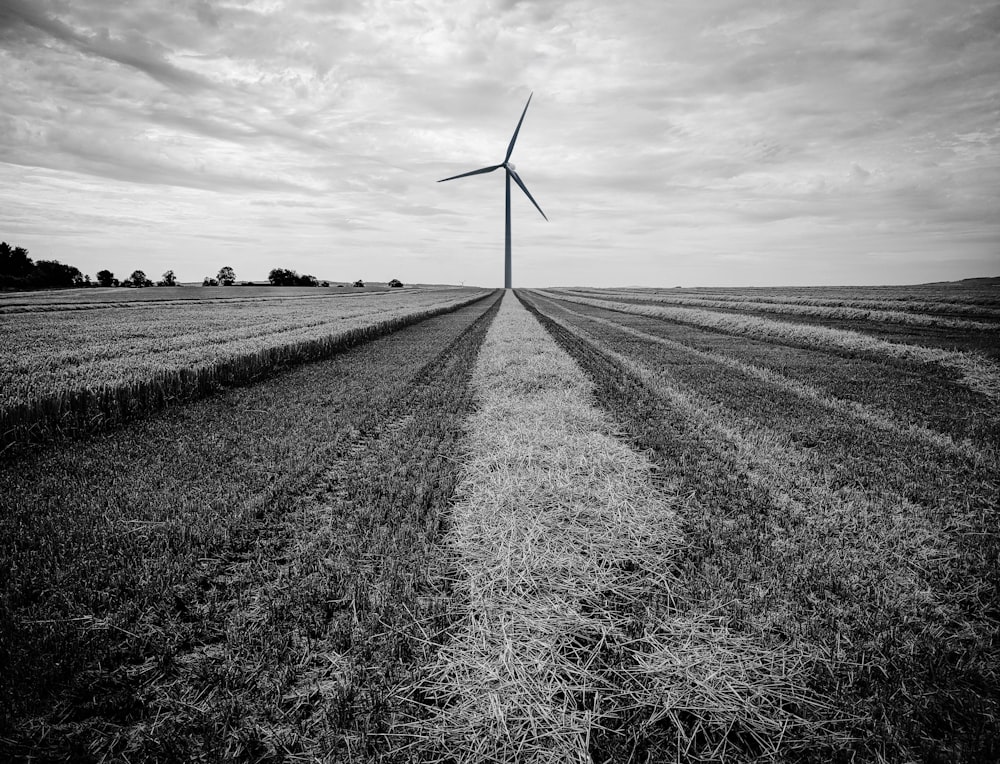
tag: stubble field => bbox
[1,282,997,762]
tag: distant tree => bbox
[121,278,133,288]
[111,277,120,287]
[0,241,91,290]
[297,273,318,287]
[83,274,92,286]
[158,269,177,287]
[32,260,82,289]
[268,268,295,286]
[202,276,219,286]
[320,280,330,287]
[129,270,152,287]
[217,266,236,286]
[388,278,403,288]
[353,279,365,288]
[0,242,34,279]
[96,269,115,287]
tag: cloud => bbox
[0,0,996,286]
[0,0,213,91]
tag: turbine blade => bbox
[504,92,533,163]
[508,168,547,220]
[438,164,502,182]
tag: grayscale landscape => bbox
[1,1,997,762]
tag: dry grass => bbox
[1,289,491,453]
[531,301,959,627]
[559,288,1000,330]
[544,290,1000,402]
[522,290,1000,761]
[542,296,980,458]
[0,295,503,760]
[394,293,830,762]
[1,289,488,407]
[560,284,1000,315]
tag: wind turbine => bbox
[438,92,547,289]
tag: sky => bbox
[0,0,998,288]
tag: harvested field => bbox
[2,282,997,762]
[543,290,1000,402]
[521,287,1000,762]
[398,293,830,762]
[554,288,1000,364]
[558,287,1000,329]
[0,285,395,312]
[0,286,490,452]
[0,292,501,758]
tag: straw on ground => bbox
[543,290,1000,402]
[398,292,827,762]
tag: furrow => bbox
[522,290,1000,761]
[557,288,1000,330]
[561,286,1000,314]
[398,292,827,763]
[530,291,979,459]
[0,293,502,760]
[542,290,1000,402]
[1,289,495,455]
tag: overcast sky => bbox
[1,0,997,287]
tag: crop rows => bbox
[543,289,1000,402]
[3,282,997,761]
[556,287,1000,330]
[520,289,999,761]
[568,284,1000,310]
[0,284,415,311]
[395,293,830,762]
[0,287,491,453]
[0,292,502,759]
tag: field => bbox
[1,283,998,761]
[0,285,489,454]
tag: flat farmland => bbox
[523,285,1000,761]
[0,284,396,310]
[1,284,998,762]
[1,289,502,759]
[0,286,490,452]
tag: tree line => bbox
[2,241,404,291]
[0,242,85,290]
[0,245,239,290]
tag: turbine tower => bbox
[438,92,547,289]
